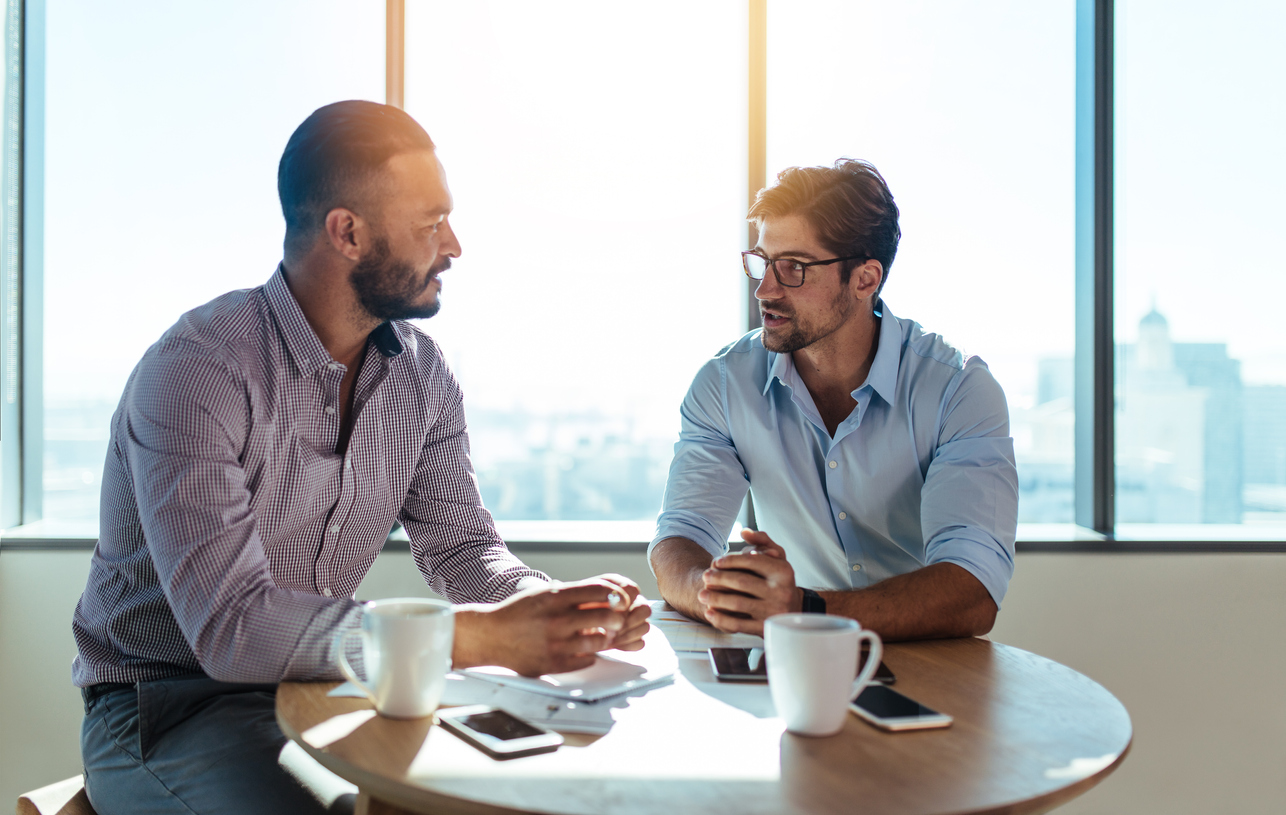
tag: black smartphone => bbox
[709,646,769,681]
[709,646,896,684]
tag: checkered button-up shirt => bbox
[72,266,548,687]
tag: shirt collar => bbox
[264,264,404,379]
[370,321,405,358]
[762,298,900,405]
[266,264,332,378]
[865,299,900,406]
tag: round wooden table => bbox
[277,632,1131,815]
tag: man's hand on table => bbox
[452,576,651,677]
[699,529,802,636]
[589,573,652,652]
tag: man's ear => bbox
[324,207,366,262]
[850,259,884,302]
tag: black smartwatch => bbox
[799,587,827,614]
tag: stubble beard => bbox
[760,286,854,354]
[349,235,447,322]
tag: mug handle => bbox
[849,630,884,697]
[335,629,375,702]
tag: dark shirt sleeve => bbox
[125,339,362,683]
[398,360,549,603]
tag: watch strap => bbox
[799,587,827,614]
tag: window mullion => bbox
[1074,0,1114,534]
[20,0,42,525]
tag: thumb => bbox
[740,528,786,558]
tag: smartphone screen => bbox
[710,647,768,680]
[709,647,896,684]
[852,684,941,718]
[439,706,564,758]
[457,710,546,741]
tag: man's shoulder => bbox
[896,315,967,374]
[689,330,768,388]
[152,285,268,363]
[121,287,269,429]
[889,312,1005,410]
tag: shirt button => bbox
[852,564,862,572]
[838,511,847,520]
[322,588,333,597]
[828,460,838,469]
[327,362,339,371]
[324,406,336,415]
[330,524,340,534]
[345,457,352,469]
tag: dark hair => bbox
[278,100,436,254]
[748,158,900,293]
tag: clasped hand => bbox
[698,529,801,636]
[476,574,651,677]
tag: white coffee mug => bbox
[765,613,883,737]
[336,597,454,719]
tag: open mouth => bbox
[760,308,791,327]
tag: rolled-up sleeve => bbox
[920,359,1019,607]
[650,357,750,565]
[399,363,549,603]
[126,341,363,683]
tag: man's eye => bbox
[789,261,805,273]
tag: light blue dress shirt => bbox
[651,300,1019,606]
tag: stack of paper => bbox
[460,652,673,702]
[329,652,674,735]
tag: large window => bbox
[768,1,1077,524]
[40,0,384,534]
[1114,0,1286,531]
[402,1,743,535]
[3,0,1283,545]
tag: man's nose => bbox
[754,269,782,301]
[442,220,462,259]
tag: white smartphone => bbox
[848,684,953,731]
[437,705,564,759]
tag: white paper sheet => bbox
[328,668,655,735]
[647,600,764,652]
[459,652,673,702]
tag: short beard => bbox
[349,235,445,322]
[760,286,854,354]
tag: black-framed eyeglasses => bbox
[741,251,869,288]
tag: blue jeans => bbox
[80,674,355,815]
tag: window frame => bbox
[1,0,1281,551]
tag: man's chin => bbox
[407,298,441,320]
[761,327,805,354]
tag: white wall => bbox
[2,548,1283,813]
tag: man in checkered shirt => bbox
[71,100,651,815]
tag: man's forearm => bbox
[650,537,715,622]
[820,563,997,641]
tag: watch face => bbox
[802,589,826,614]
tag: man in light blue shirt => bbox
[650,159,1018,640]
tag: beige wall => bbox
[2,548,1283,813]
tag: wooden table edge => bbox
[963,735,1133,815]
[275,685,526,815]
